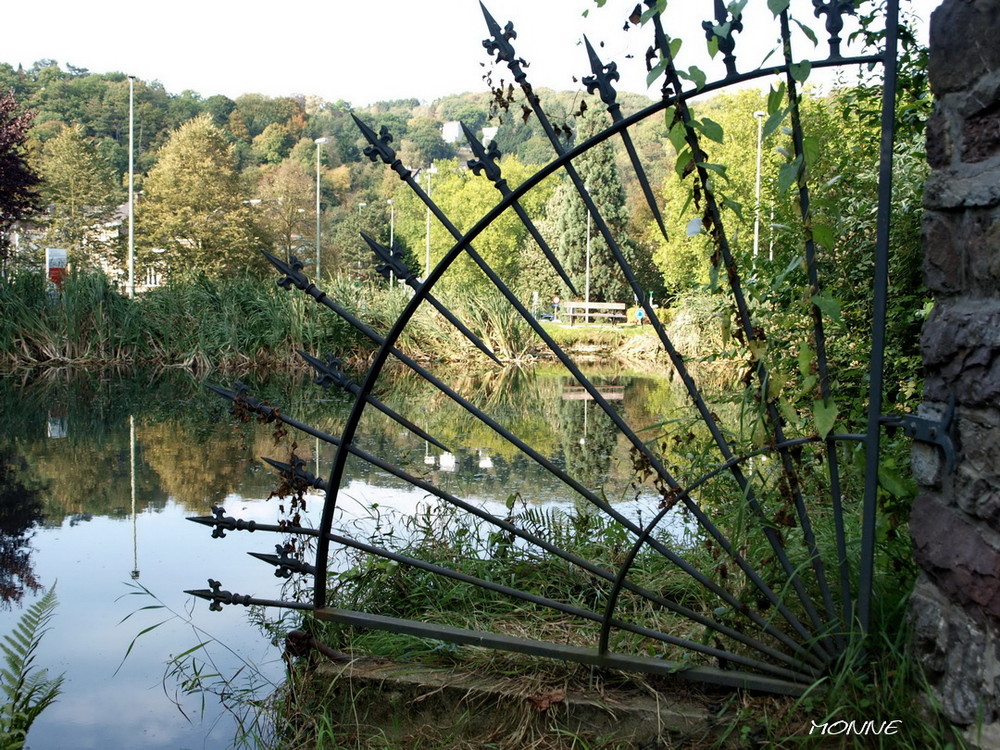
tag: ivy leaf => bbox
[798,342,814,377]
[646,57,668,87]
[792,17,818,46]
[668,120,687,154]
[699,117,724,143]
[707,36,720,59]
[813,398,838,440]
[810,291,843,325]
[790,60,812,83]
[763,108,787,139]
[674,148,694,178]
[768,0,791,16]
[678,66,707,91]
[778,155,803,195]
[767,83,786,115]
[811,222,835,249]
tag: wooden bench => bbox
[563,301,628,325]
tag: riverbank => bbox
[1,271,734,373]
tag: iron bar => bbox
[463,124,579,294]
[354,108,827,658]
[482,2,832,657]
[296,349,451,452]
[314,608,810,696]
[581,36,668,241]
[778,9,852,638]
[360,232,502,365]
[858,0,900,635]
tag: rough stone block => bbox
[911,576,997,727]
[911,493,1000,622]
[930,0,1000,96]
[923,210,965,293]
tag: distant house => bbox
[442,121,463,144]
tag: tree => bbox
[36,125,123,268]
[550,105,648,304]
[255,157,315,260]
[138,114,265,279]
[0,90,40,268]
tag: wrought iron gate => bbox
[190,0,915,696]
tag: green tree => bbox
[551,105,647,304]
[255,157,315,260]
[36,125,123,268]
[138,114,264,279]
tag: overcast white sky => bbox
[2,0,938,106]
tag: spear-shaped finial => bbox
[480,3,528,83]
[582,36,620,109]
[812,0,856,59]
[702,0,744,78]
[353,115,412,181]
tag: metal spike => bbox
[812,0,857,59]
[358,233,503,365]
[186,579,313,612]
[249,544,317,578]
[702,0,744,78]
[462,123,579,294]
[582,36,668,241]
[353,114,412,181]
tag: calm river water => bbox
[0,364,697,749]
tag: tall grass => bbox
[0,271,543,370]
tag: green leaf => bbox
[679,66,707,90]
[792,17,818,46]
[790,60,812,83]
[646,57,668,87]
[813,398,838,440]
[811,222,835,249]
[810,292,843,324]
[878,464,915,499]
[798,342,815,377]
[667,119,687,154]
[707,36,720,59]
[699,117,724,143]
[778,155,803,195]
[763,108,787,139]
[802,135,821,168]
[767,0,790,16]
[674,148,693,178]
[767,83,786,115]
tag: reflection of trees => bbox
[0,450,45,608]
[139,421,259,512]
[557,384,620,492]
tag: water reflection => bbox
[0,449,44,607]
[0,364,701,749]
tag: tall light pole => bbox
[424,165,438,278]
[753,110,766,260]
[128,75,135,298]
[387,199,395,286]
[584,187,592,323]
[314,137,328,279]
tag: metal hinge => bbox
[880,395,957,474]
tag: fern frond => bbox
[0,586,64,749]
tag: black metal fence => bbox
[188,0,933,696]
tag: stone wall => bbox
[910,0,1000,744]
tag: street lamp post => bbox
[128,75,135,298]
[424,165,438,279]
[753,110,766,260]
[314,137,329,279]
[387,199,395,286]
